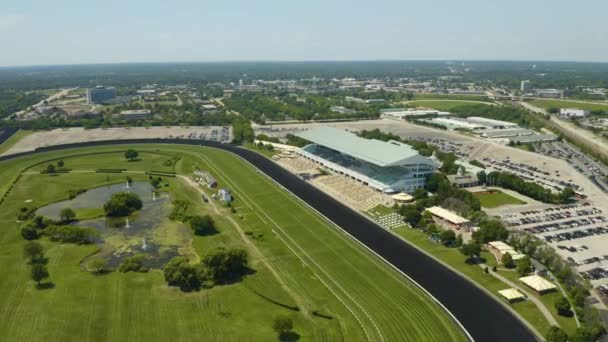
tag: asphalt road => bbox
[0,139,538,342]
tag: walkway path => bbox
[178,175,312,316]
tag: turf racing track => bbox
[0,139,537,342]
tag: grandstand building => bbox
[295,127,438,193]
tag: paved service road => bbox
[0,139,538,342]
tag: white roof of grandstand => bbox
[519,275,557,292]
[296,127,422,167]
[425,206,470,224]
[498,288,525,301]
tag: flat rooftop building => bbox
[380,108,450,119]
[428,118,486,130]
[519,275,557,294]
[465,117,519,129]
[425,206,472,231]
[296,127,437,193]
[118,109,152,120]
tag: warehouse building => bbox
[296,127,438,193]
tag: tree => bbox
[559,187,575,204]
[273,316,294,341]
[189,215,216,236]
[517,256,532,276]
[163,257,202,292]
[104,192,143,217]
[473,220,509,244]
[554,297,572,317]
[125,149,139,161]
[46,164,56,174]
[502,252,514,268]
[399,205,421,227]
[202,248,248,283]
[60,207,76,223]
[88,257,108,274]
[545,326,568,342]
[30,264,49,285]
[460,242,481,263]
[439,229,456,246]
[23,241,43,262]
[455,234,463,247]
[21,225,38,240]
[412,188,427,200]
[57,160,64,168]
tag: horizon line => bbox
[2,58,608,69]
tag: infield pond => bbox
[36,181,192,269]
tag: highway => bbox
[0,138,538,342]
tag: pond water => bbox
[36,181,188,269]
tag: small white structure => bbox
[519,275,557,294]
[499,288,526,302]
[560,108,590,119]
[487,241,526,261]
[218,188,232,202]
[380,108,450,119]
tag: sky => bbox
[1,0,607,66]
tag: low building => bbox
[194,171,217,188]
[536,89,562,98]
[487,241,526,261]
[560,108,590,119]
[219,188,232,202]
[380,108,450,119]
[425,206,472,231]
[447,167,479,188]
[118,109,152,120]
[330,106,356,114]
[465,117,519,129]
[345,96,385,104]
[519,275,557,294]
[508,134,557,144]
[498,288,526,303]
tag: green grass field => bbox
[473,190,527,208]
[529,99,608,111]
[0,145,467,341]
[0,130,32,155]
[408,100,493,111]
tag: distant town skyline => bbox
[2,0,607,66]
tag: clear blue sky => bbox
[1,0,607,66]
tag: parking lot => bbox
[535,141,608,193]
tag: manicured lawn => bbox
[474,190,527,208]
[0,145,467,342]
[408,100,493,111]
[529,99,608,111]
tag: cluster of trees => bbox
[163,248,248,292]
[0,90,45,119]
[45,225,100,244]
[232,118,254,143]
[103,192,143,217]
[21,214,98,244]
[224,93,373,123]
[42,160,67,174]
[478,170,575,204]
[23,242,51,287]
[118,255,149,273]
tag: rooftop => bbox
[425,206,470,225]
[296,127,428,167]
[498,288,525,301]
[519,275,557,292]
